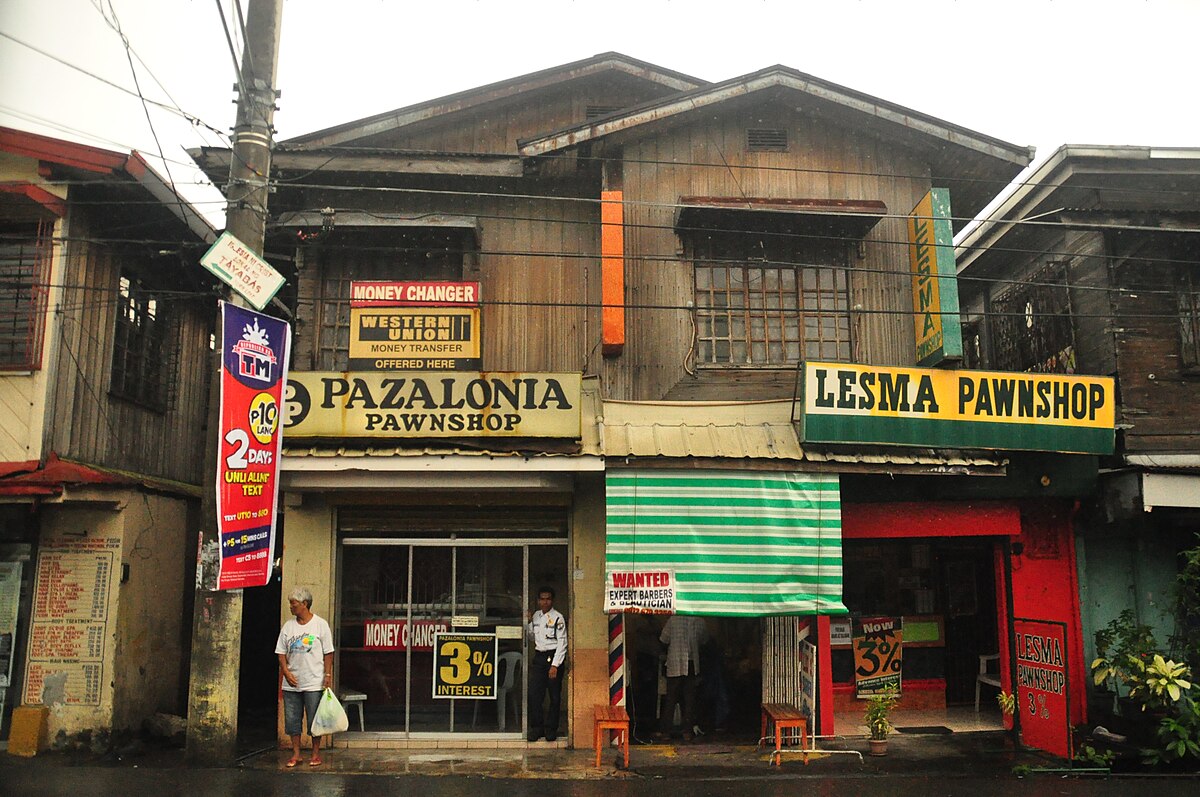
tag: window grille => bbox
[746,128,788,152]
[1180,269,1200,372]
[0,221,51,370]
[312,229,468,370]
[990,262,1076,374]
[111,270,175,411]
[692,232,850,366]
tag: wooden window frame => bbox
[110,270,174,412]
[691,231,851,367]
[989,262,1076,374]
[1180,269,1200,375]
[0,220,52,371]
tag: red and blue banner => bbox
[217,302,290,590]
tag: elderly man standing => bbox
[655,614,709,742]
[276,586,335,767]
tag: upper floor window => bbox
[990,262,1076,374]
[111,271,174,411]
[1180,269,1200,373]
[691,230,851,366]
[0,221,51,371]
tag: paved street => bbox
[3,765,1199,797]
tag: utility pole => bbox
[185,0,283,764]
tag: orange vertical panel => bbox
[600,190,625,356]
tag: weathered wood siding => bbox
[46,209,212,484]
[605,101,934,401]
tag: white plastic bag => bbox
[310,687,350,736]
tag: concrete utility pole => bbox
[185,0,283,764]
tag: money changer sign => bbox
[799,362,1115,455]
[284,372,582,439]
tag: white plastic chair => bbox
[975,653,1001,712]
[494,651,522,732]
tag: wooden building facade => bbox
[0,128,216,741]
[189,54,1125,752]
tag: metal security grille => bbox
[1180,270,1200,372]
[605,470,846,616]
[991,262,1076,373]
[111,271,176,410]
[0,221,51,370]
[747,128,788,152]
[693,233,850,366]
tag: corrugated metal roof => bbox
[601,399,1005,470]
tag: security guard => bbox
[526,585,567,741]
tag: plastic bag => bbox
[310,687,349,736]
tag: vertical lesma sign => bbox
[1013,618,1071,760]
[217,302,291,590]
[908,189,962,367]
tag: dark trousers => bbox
[527,651,564,739]
[660,669,700,734]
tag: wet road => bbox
[3,768,1197,797]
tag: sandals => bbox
[308,757,323,767]
[285,757,302,768]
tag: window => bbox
[312,228,468,370]
[692,231,851,366]
[111,271,173,410]
[1181,270,1200,373]
[0,221,51,370]
[990,262,1076,374]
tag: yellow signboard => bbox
[349,307,481,370]
[800,362,1115,454]
[283,371,582,439]
[908,189,962,367]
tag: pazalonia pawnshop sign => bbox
[798,362,1115,454]
[284,372,582,438]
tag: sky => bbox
[1,0,1197,227]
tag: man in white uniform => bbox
[526,585,567,742]
[275,586,335,767]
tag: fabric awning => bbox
[605,469,847,616]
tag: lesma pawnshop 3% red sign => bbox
[283,372,582,439]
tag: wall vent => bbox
[586,104,623,120]
[747,128,788,152]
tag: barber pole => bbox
[608,612,625,706]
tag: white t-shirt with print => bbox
[275,614,334,692]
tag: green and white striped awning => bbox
[605,470,847,616]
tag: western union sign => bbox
[283,371,582,439]
[349,307,482,370]
[798,363,1114,454]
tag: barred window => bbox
[1181,269,1200,372]
[692,232,850,366]
[0,221,52,370]
[990,263,1076,374]
[111,271,173,410]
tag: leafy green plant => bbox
[1075,743,1116,767]
[864,691,898,741]
[1142,693,1200,766]
[1092,609,1158,700]
[1176,536,1200,676]
[996,690,1016,716]
[1131,655,1194,709]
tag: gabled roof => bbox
[285,52,706,149]
[0,126,216,242]
[956,145,1200,277]
[518,65,1035,223]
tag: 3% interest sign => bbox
[432,632,499,699]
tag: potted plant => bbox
[864,691,898,756]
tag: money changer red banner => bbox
[217,302,291,590]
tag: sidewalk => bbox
[3,729,1054,779]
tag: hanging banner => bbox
[217,302,291,590]
[604,570,676,614]
[907,189,962,367]
[1013,618,1071,760]
[853,616,903,697]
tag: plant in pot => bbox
[865,691,898,756]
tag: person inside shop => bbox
[275,586,335,767]
[526,585,567,742]
[655,614,709,742]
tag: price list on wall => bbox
[23,538,119,706]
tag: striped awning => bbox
[605,470,847,616]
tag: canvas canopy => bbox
[605,470,847,616]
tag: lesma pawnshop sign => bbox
[798,363,1115,455]
[283,372,582,438]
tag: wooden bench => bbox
[593,704,630,769]
[760,702,809,766]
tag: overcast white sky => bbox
[1,0,1197,226]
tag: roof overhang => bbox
[675,197,887,240]
[190,146,524,183]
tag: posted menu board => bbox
[23,537,119,706]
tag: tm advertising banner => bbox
[217,302,290,590]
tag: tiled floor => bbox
[833,704,1005,737]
